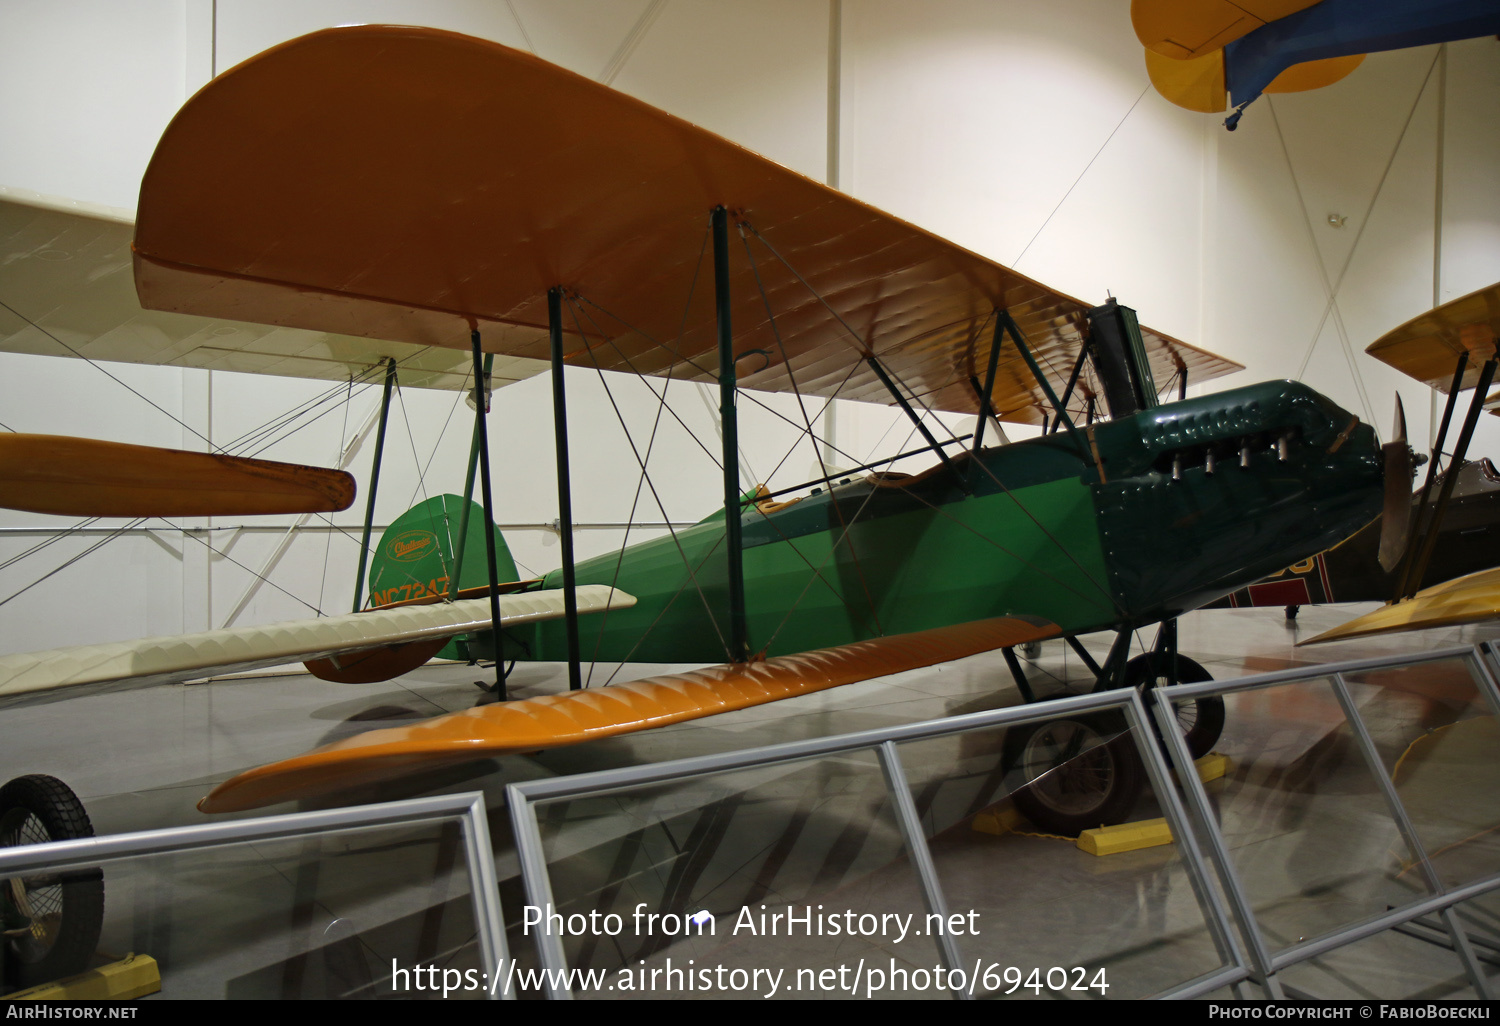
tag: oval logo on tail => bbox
[387,529,437,562]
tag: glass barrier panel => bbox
[1341,657,1500,892]
[528,750,947,999]
[1,819,485,999]
[894,719,1230,999]
[1276,925,1477,999]
[1451,897,1500,995]
[1168,676,1440,954]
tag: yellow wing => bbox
[1301,566,1500,645]
[199,614,1060,812]
[1365,280,1500,394]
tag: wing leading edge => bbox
[1302,566,1500,645]
[131,25,1240,426]
[198,614,1061,813]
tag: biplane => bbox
[1303,280,1500,644]
[0,26,1397,831]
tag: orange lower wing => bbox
[199,615,1059,813]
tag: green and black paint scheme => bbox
[1208,458,1500,615]
[367,313,1383,685]
[508,379,1382,665]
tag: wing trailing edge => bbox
[197,614,1061,813]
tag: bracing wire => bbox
[741,222,1125,618]
[565,294,731,659]
[0,298,216,450]
[317,375,356,614]
[0,341,440,620]
[571,227,712,683]
[0,519,147,609]
[738,223,884,634]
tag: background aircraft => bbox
[1135,0,1500,127]
[1307,280,1500,642]
[1208,457,1500,617]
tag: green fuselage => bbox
[521,379,1382,664]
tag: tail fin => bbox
[366,494,518,660]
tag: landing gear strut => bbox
[999,618,1222,835]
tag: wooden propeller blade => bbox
[0,434,356,517]
[1378,396,1413,573]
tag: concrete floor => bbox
[2,602,1498,999]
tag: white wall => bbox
[1,1,1497,653]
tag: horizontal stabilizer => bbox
[1301,566,1500,644]
[197,614,1060,813]
[0,585,634,707]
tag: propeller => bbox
[1377,396,1415,573]
[0,434,356,518]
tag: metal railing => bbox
[506,641,1500,1000]
[0,791,509,1000]
[505,686,1246,1000]
[1150,642,1500,1000]
[6,643,1498,1000]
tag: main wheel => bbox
[1122,653,1224,759]
[1003,713,1144,836]
[1,775,104,989]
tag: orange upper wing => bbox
[1365,281,1500,393]
[133,25,1239,425]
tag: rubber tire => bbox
[1003,712,1145,836]
[1122,653,1225,760]
[1,775,104,989]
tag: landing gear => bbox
[1,775,104,989]
[996,619,1223,835]
[1004,712,1144,836]
[1122,652,1224,759]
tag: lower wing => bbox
[198,614,1060,813]
[0,585,634,707]
[1301,565,1500,645]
